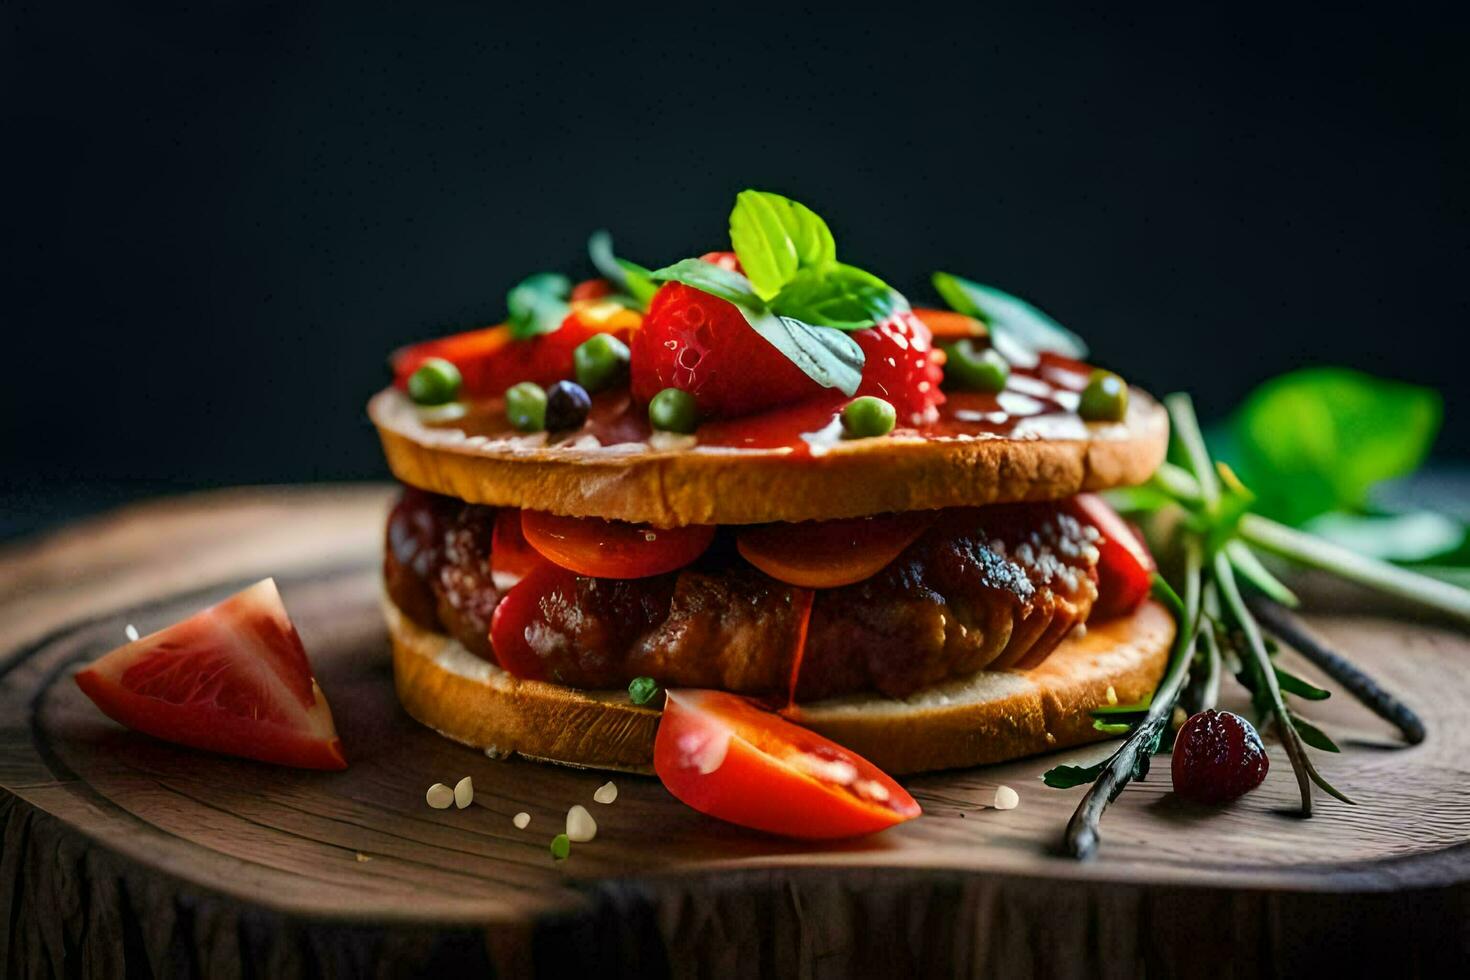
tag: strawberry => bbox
[631,255,944,423]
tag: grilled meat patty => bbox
[385,488,1100,700]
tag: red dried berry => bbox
[1171,709,1270,804]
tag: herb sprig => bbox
[1047,385,1466,857]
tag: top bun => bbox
[369,386,1169,527]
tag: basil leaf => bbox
[931,272,1089,366]
[729,190,836,300]
[588,230,659,308]
[1303,510,1464,563]
[1229,368,1442,526]
[1042,760,1107,789]
[507,272,572,340]
[649,258,764,308]
[772,264,908,330]
[739,307,864,396]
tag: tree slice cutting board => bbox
[2,486,1467,977]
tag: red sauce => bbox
[426,352,1090,453]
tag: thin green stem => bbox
[1063,553,1201,859]
[1240,514,1470,627]
[1212,550,1315,815]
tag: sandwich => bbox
[368,190,1172,781]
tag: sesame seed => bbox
[124,624,140,642]
[454,776,473,809]
[593,781,618,805]
[566,804,597,842]
[1106,685,1118,705]
[513,812,531,829]
[425,783,454,809]
[994,785,1020,810]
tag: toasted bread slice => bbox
[369,387,1168,527]
[384,595,1173,775]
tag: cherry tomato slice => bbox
[488,558,574,679]
[737,513,934,589]
[521,510,714,579]
[654,689,920,838]
[1066,493,1156,619]
[490,507,540,590]
[74,579,346,770]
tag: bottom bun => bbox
[384,596,1174,776]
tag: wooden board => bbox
[3,485,1468,977]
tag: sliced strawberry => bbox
[74,579,347,770]
[631,280,815,417]
[632,258,945,423]
[1065,494,1156,620]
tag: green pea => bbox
[1079,370,1129,422]
[628,676,660,705]
[407,358,462,406]
[573,333,632,393]
[942,340,1009,393]
[505,381,548,432]
[550,833,571,860]
[649,387,698,434]
[841,396,897,439]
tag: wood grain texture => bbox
[2,485,1469,977]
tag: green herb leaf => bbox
[1303,510,1465,564]
[588,230,659,308]
[1092,718,1133,735]
[1090,698,1154,717]
[1042,759,1107,789]
[1225,540,1300,608]
[742,308,865,396]
[772,264,907,330]
[931,272,1088,366]
[1273,665,1332,701]
[507,272,573,340]
[1227,368,1442,526]
[1291,713,1341,753]
[649,258,764,308]
[728,190,836,300]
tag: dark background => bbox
[4,2,1468,540]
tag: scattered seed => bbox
[550,833,571,860]
[593,781,618,805]
[1171,705,1188,731]
[484,745,508,760]
[124,624,140,642]
[1106,685,1118,706]
[355,852,372,863]
[513,811,531,829]
[994,785,1020,810]
[566,804,597,842]
[426,783,454,809]
[453,776,473,809]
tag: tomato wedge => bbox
[737,513,934,589]
[912,307,986,339]
[74,579,347,770]
[490,507,540,590]
[654,689,920,838]
[1066,493,1156,620]
[521,510,714,579]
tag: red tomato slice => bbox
[654,689,920,839]
[912,307,986,339]
[1066,493,1156,619]
[521,510,714,579]
[488,558,574,679]
[74,579,346,770]
[490,507,540,590]
[391,310,637,400]
[737,513,934,589]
